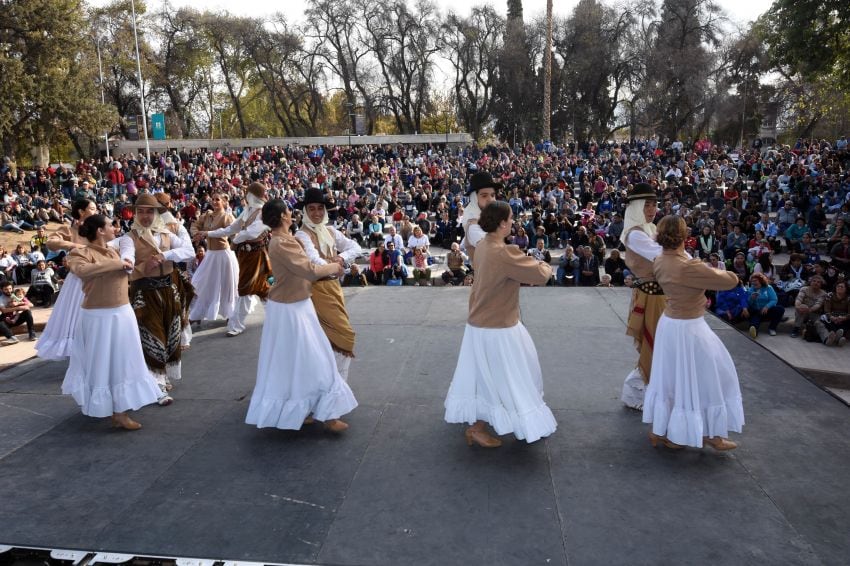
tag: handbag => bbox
[386,277,403,287]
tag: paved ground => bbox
[1,288,848,565]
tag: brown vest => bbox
[199,211,231,251]
[129,232,173,281]
[300,227,337,262]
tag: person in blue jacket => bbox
[715,277,750,323]
[746,272,785,338]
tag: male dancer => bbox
[620,183,664,410]
[295,188,361,381]
[194,182,270,336]
[155,193,195,348]
[118,194,195,405]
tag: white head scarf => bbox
[622,198,657,239]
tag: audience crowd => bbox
[2,135,849,346]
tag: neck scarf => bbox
[132,210,170,252]
[622,198,657,239]
[302,210,336,258]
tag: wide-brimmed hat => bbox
[466,171,503,195]
[154,193,173,210]
[132,193,166,212]
[626,183,657,203]
[298,187,328,208]
[246,181,267,200]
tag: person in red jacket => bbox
[366,241,388,285]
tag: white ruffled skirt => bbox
[35,272,83,360]
[444,322,557,443]
[642,315,745,447]
[245,299,358,429]
[189,249,239,321]
[61,304,161,417]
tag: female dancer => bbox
[189,192,238,323]
[643,215,743,451]
[445,201,557,447]
[61,214,161,430]
[36,198,97,360]
[245,200,357,432]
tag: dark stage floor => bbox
[1,288,847,565]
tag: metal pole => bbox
[218,110,223,139]
[94,39,110,161]
[739,72,747,152]
[130,0,150,163]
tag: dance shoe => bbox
[111,414,142,431]
[648,432,683,450]
[465,427,502,448]
[704,436,737,451]
[324,419,349,433]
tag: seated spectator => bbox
[727,251,751,281]
[746,272,784,338]
[511,226,529,252]
[596,274,614,287]
[384,225,404,254]
[777,253,807,299]
[747,231,772,262]
[791,274,827,337]
[557,245,580,286]
[406,226,430,264]
[383,241,408,284]
[830,234,850,276]
[578,246,600,286]
[814,280,848,346]
[784,217,811,252]
[441,242,468,286]
[1,205,25,233]
[346,214,366,246]
[724,224,749,259]
[26,259,58,306]
[367,215,383,248]
[807,202,828,236]
[30,226,49,255]
[696,225,718,259]
[366,242,388,285]
[754,213,781,253]
[587,232,606,265]
[528,239,552,263]
[11,243,32,284]
[0,281,36,342]
[341,263,367,287]
[776,200,798,233]
[604,249,626,286]
[529,225,549,250]
[411,247,431,286]
[715,277,749,323]
[826,217,848,247]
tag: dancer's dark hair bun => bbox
[72,198,94,220]
[262,199,288,229]
[78,214,108,242]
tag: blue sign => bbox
[151,113,166,140]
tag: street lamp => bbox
[739,56,759,152]
[130,0,150,163]
[344,101,355,147]
[92,37,110,161]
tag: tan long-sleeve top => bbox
[46,224,86,252]
[267,233,339,304]
[653,249,739,319]
[66,244,129,309]
[468,233,552,328]
[191,210,234,251]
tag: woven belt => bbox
[236,240,268,253]
[633,279,664,296]
[132,274,173,290]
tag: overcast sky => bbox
[91,0,774,27]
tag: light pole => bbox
[130,0,150,163]
[216,108,224,139]
[739,56,758,153]
[93,37,110,161]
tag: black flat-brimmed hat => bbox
[298,187,328,208]
[626,182,657,202]
[466,171,503,195]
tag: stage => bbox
[0,288,847,565]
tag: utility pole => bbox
[93,38,110,161]
[130,0,150,163]
[543,0,553,142]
